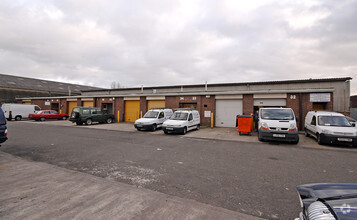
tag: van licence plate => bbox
[273,134,285,138]
[166,127,173,130]
[338,138,352,142]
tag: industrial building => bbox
[17,77,352,129]
[0,73,101,106]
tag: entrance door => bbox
[216,100,243,127]
[179,103,197,109]
[102,103,113,114]
[125,101,140,122]
[51,103,59,112]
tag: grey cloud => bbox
[0,0,356,94]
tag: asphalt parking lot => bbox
[1,120,357,220]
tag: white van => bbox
[305,111,357,146]
[258,108,299,144]
[1,103,41,121]
[162,109,200,135]
[134,109,173,131]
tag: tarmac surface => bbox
[0,120,270,220]
[0,151,263,220]
[1,120,355,219]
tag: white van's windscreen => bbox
[170,112,188,120]
[318,116,351,127]
[261,109,294,120]
[144,111,159,118]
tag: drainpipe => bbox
[205,81,208,92]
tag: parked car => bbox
[258,108,299,144]
[29,110,69,121]
[69,107,115,125]
[162,109,200,135]
[0,107,8,146]
[134,108,173,131]
[346,116,357,127]
[305,111,357,146]
[1,103,41,121]
[295,183,357,220]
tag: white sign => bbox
[45,101,50,106]
[310,93,330,102]
[204,111,211,118]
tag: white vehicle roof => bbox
[309,111,345,116]
[174,109,198,113]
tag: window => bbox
[318,116,351,127]
[170,112,188,120]
[311,116,316,125]
[50,111,58,114]
[159,112,164,118]
[35,106,41,111]
[261,109,294,120]
[144,111,159,118]
[188,114,193,121]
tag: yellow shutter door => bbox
[125,101,140,122]
[24,102,31,105]
[83,101,94,107]
[68,101,77,114]
[147,100,165,110]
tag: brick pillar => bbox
[243,94,254,115]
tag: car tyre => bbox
[182,127,187,135]
[196,124,200,130]
[106,118,113,124]
[164,131,169,134]
[304,128,310,137]
[152,124,157,131]
[40,117,46,121]
[86,118,92,125]
[76,121,83,125]
[62,116,67,120]
[317,133,323,145]
[15,116,22,121]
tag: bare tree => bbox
[110,81,121,89]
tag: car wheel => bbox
[86,119,92,125]
[15,116,22,121]
[106,118,113,124]
[317,133,323,145]
[164,131,169,134]
[40,117,46,121]
[137,128,141,131]
[292,138,299,144]
[182,127,187,135]
[258,131,265,142]
[152,124,157,131]
[304,128,310,137]
[62,116,67,120]
[196,124,200,130]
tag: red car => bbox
[29,110,69,121]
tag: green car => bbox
[69,107,115,125]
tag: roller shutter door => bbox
[253,99,286,106]
[125,100,140,122]
[67,101,77,114]
[83,101,94,107]
[147,100,165,110]
[216,100,243,127]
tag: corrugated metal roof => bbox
[83,77,352,92]
[0,73,103,94]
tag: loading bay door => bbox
[215,100,243,127]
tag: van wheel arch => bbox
[182,126,187,135]
[15,115,22,121]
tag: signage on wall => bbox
[204,111,211,118]
[45,101,50,106]
[310,93,330,102]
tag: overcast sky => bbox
[0,0,356,94]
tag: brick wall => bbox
[140,97,147,116]
[243,94,253,115]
